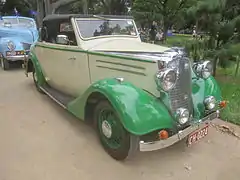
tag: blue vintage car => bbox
[0,16,38,70]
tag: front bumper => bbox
[5,55,28,61]
[139,110,220,152]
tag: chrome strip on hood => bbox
[99,47,185,62]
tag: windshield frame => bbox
[74,17,139,41]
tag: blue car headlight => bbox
[7,41,16,51]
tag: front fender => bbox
[192,76,222,118]
[67,79,175,135]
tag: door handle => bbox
[68,57,76,61]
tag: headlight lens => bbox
[193,61,213,79]
[202,61,213,79]
[204,96,216,110]
[167,59,179,70]
[155,69,177,91]
[7,41,16,51]
[176,108,190,124]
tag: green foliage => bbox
[217,75,240,125]
[132,0,195,36]
[2,0,37,16]
[63,0,130,15]
[182,0,240,76]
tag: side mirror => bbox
[56,34,69,45]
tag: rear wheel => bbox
[32,65,44,93]
[1,58,10,70]
[94,100,139,161]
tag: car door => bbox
[35,19,91,97]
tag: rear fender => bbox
[67,78,175,135]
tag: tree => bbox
[185,0,240,76]
[3,0,32,16]
[53,0,131,15]
[132,0,196,40]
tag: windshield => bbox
[0,18,36,28]
[76,18,137,39]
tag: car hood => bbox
[0,27,37,44]
[87,38,170,53]
[85,38,178,62]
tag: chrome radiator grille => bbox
[168,56,193,115]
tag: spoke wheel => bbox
[94,101,139,161]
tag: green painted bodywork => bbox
[28,46,46,86]
[27,43,223,136]
[192,76,222,118]
[67,79,175,135]
[159,73,222,121]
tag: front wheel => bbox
[94,100,139,161]
[1,58,10,70]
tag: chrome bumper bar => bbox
[139,110,220,152]
[5,55,28,61]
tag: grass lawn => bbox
[166,34,193,47]
[216,68,240,125]
[161,34,240,125]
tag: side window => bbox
[40,24,56,43]
[41,22,58,44]
[56,21,77,46]
[40,20,77,46]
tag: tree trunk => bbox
[212,56,218,77]
[36,0,44,27]
[82,0,88,14]
[162,20,169,42]
[235,56,240,77]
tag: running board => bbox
[40,84,75,109]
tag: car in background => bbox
[0,16,38,70]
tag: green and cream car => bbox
[25,14,226,161]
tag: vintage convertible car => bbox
[25,14,227,160]
[0,16,38,70]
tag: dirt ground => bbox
[0,68,240,180]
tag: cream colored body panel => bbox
[36,17,170,98]
[85,38,169,52]
[35,42,91,97]
[88,54,159,96]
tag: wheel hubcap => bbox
[98,109,123,149]
[102,120,112,138]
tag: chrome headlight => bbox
[7,41,16,51]
[193,61,213,79]
[176,108,190,124]
[167,58,179,70]
[204,96,216,110]
[155,69,177,91]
